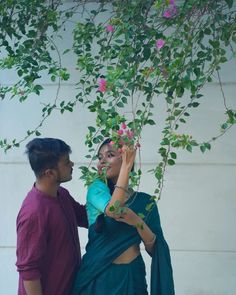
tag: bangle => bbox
[144,234,156,246]
[114,185,130,195]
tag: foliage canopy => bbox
[0,0,236,199]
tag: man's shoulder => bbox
[58,186,76,204]
[19,186,49,217]
[58,185,70,195]
[58,186,74,202]
[17,195,43,225]
[21,186,40,208]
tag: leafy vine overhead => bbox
[1,0,236,199]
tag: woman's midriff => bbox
[112,244,140,264]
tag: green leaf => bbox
[138,213,145,219]
[166,97,172,104]
[109,205,115,212]
[143,46,151,60]
[186,145,192,152]
[122,89,129,96]
[192,102,200,108]
[170,152,177,159]
[204,143,211,150]
[176,86,184,97]
[147,119,155,125]
[200,145,206,153]
[35,130,41,136]
[117,102,124,108]
[224,0,233,8]
[221,123,228,130]
[167,159,175,166]
[145,202,154,211]
[121,96,127,103]
[173,109,182,116]
[115,39,123,44]
[88,126,96,132]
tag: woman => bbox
[72,139,175,294]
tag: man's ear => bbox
[44,168,55,177]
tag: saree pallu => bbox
[72,192,175,295]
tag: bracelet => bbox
[114,185,130,195]
[144,234,156,246]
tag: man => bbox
[16,138,88,295]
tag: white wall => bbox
[0,2,236,294]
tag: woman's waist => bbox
[112,244,140,264]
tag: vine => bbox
[0,0,236,201]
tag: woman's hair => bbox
[25,137,71,177]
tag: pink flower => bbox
[163,4,177,18]
[98,78,106,92]
[156,39,165,49]
[163,9,172,18]
[119,139,125,146]
[117,129,124,135]
[126,130,134,139]
[121,122,127,129]
[106,24,115,33]
[108,141,115,146]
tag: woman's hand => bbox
[115,207,156,255]
[115,207,142,227]
[120,145,136,172]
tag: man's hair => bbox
[25,138,71,177]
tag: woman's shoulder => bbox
[132,191,159,220]
[132,191,158,209]
[87,178,110,202]
[88,178,108,190]
[136,191,153,202]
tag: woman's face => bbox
[97,144,122,183]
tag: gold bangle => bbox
[144,234,156,246]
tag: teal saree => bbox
[72,192,175,295]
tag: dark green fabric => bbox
[73,254,148,295]
[72,192,175,295]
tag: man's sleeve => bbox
[71,200,89,228]
[16,212,47,280]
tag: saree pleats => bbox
[72,192,175,295]
[76,255,148,295]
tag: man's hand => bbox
[23,279,43,295]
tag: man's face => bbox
[54,154,74,183]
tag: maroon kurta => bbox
[16,185,88,295]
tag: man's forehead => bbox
[60,153,70,161]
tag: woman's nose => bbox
[99,157,106,164]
